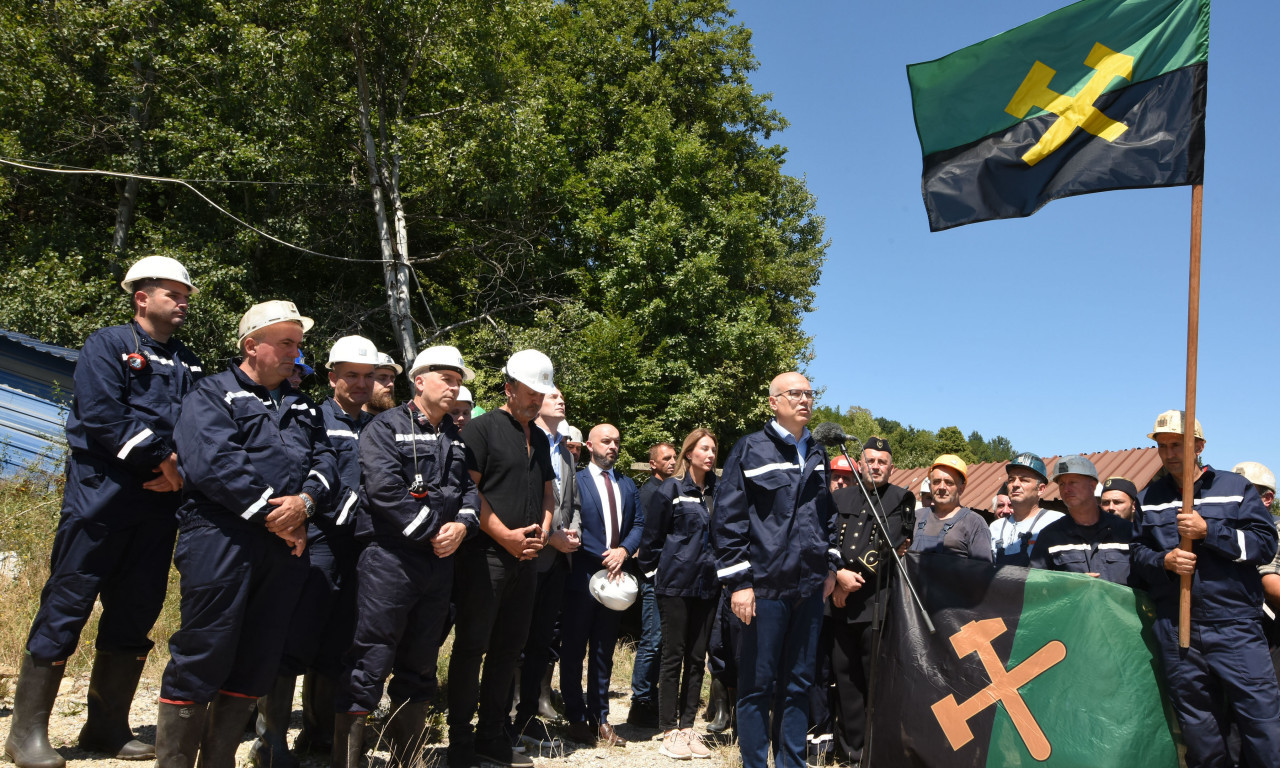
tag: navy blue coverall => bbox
[1133,466,1280,768]
[278,398,371,679]
[337,403,478,713]
[160,364,335,702]
[27,321,203,662]
[1029,510,1135,586]
[712,421,839,768]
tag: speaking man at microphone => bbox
[711,372,838,768]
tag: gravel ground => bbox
[0,666,744,768]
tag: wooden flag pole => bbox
[1178,183,1204,649]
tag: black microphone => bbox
[811,422,855,447]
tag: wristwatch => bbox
[301,493,315,519]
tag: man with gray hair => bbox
[153,301,336,768]
[1030,455,1133,585]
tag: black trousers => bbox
[830,620,876,761]
[707,588,740,685]
[657,594,715,731]
[513,555,569,727]
[447,546,537,747]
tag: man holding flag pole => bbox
[900,0,1280,765]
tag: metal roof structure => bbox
[0,328,77,476]
[888,447,1164,510]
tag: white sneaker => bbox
[660,729,691,760]
[682,729,711,759]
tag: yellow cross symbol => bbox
[931,618,1066,761]
[1005,42,1134,167]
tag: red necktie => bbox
[602,470,620,548]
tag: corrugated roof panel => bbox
[0,328,79,363]
[888,447,1164,513]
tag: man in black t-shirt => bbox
[448,350,557,768]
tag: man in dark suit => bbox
[561,424,644,748]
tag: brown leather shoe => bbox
[598,723,627,747]
[566,721,596,745]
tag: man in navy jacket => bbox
[153,301,336,768]
[561,424,644,748]
[1132,410,1280,768]
[6,256,202,768]
[712,372,838,768]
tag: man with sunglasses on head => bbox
[331,346,479,768]
[712,372,839,768]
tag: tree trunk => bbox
[112,57,148,255]
[354,36,416,367]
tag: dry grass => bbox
[0,469,184,682]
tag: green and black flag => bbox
[868,555,1179,767]
[908,0,1208,231]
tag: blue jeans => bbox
[737,591,824,768]
[630,578,661,704]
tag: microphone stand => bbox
[833,438,934,767]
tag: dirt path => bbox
[0,669,743,768]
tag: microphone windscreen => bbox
[811,422,848,447]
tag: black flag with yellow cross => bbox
[907,0,1208,231]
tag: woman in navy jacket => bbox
[639,429,719,760]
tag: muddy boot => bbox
[249,675,298,768]
[331,712,366,768]
[76,649,154,759]
[383,700,429,768]
[705,678,731,734]
[3,655,67,768]
[155,700,209,768]
[295,672,335,755]
[197,692,257,768]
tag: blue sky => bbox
[729,0,1277,475]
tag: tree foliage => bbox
[0,0,824,467]
[811,405,1017,470]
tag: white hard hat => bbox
[238,300,314,343]
[503,349,555,394]
[1149,409,1204,441]
[456,385,474,404]
[327,335,379,368]
[557,421,572,437]
[1233,462,1276,493]
[121,255,198,295]
[589,570,639,611]
[409,345,475,381]
[374,352,403,375]
[921,477,931,493]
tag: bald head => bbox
[769,372,808,397]
[768,371,814,437]
[587,423,621,470]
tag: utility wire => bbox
[0,155,381,264]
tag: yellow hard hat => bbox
[1148,409,1204,441]
[930,454,968,483]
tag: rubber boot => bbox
[536,664,559,720]
[249,675,298,768]
[197,692,257,768]
[77,649,154,759]
[705,678,731,734]
[155,700,209,768]
[383,700,429,768]
[295,671,335,755]
[331,712,366,768]
[3,655,66,768]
